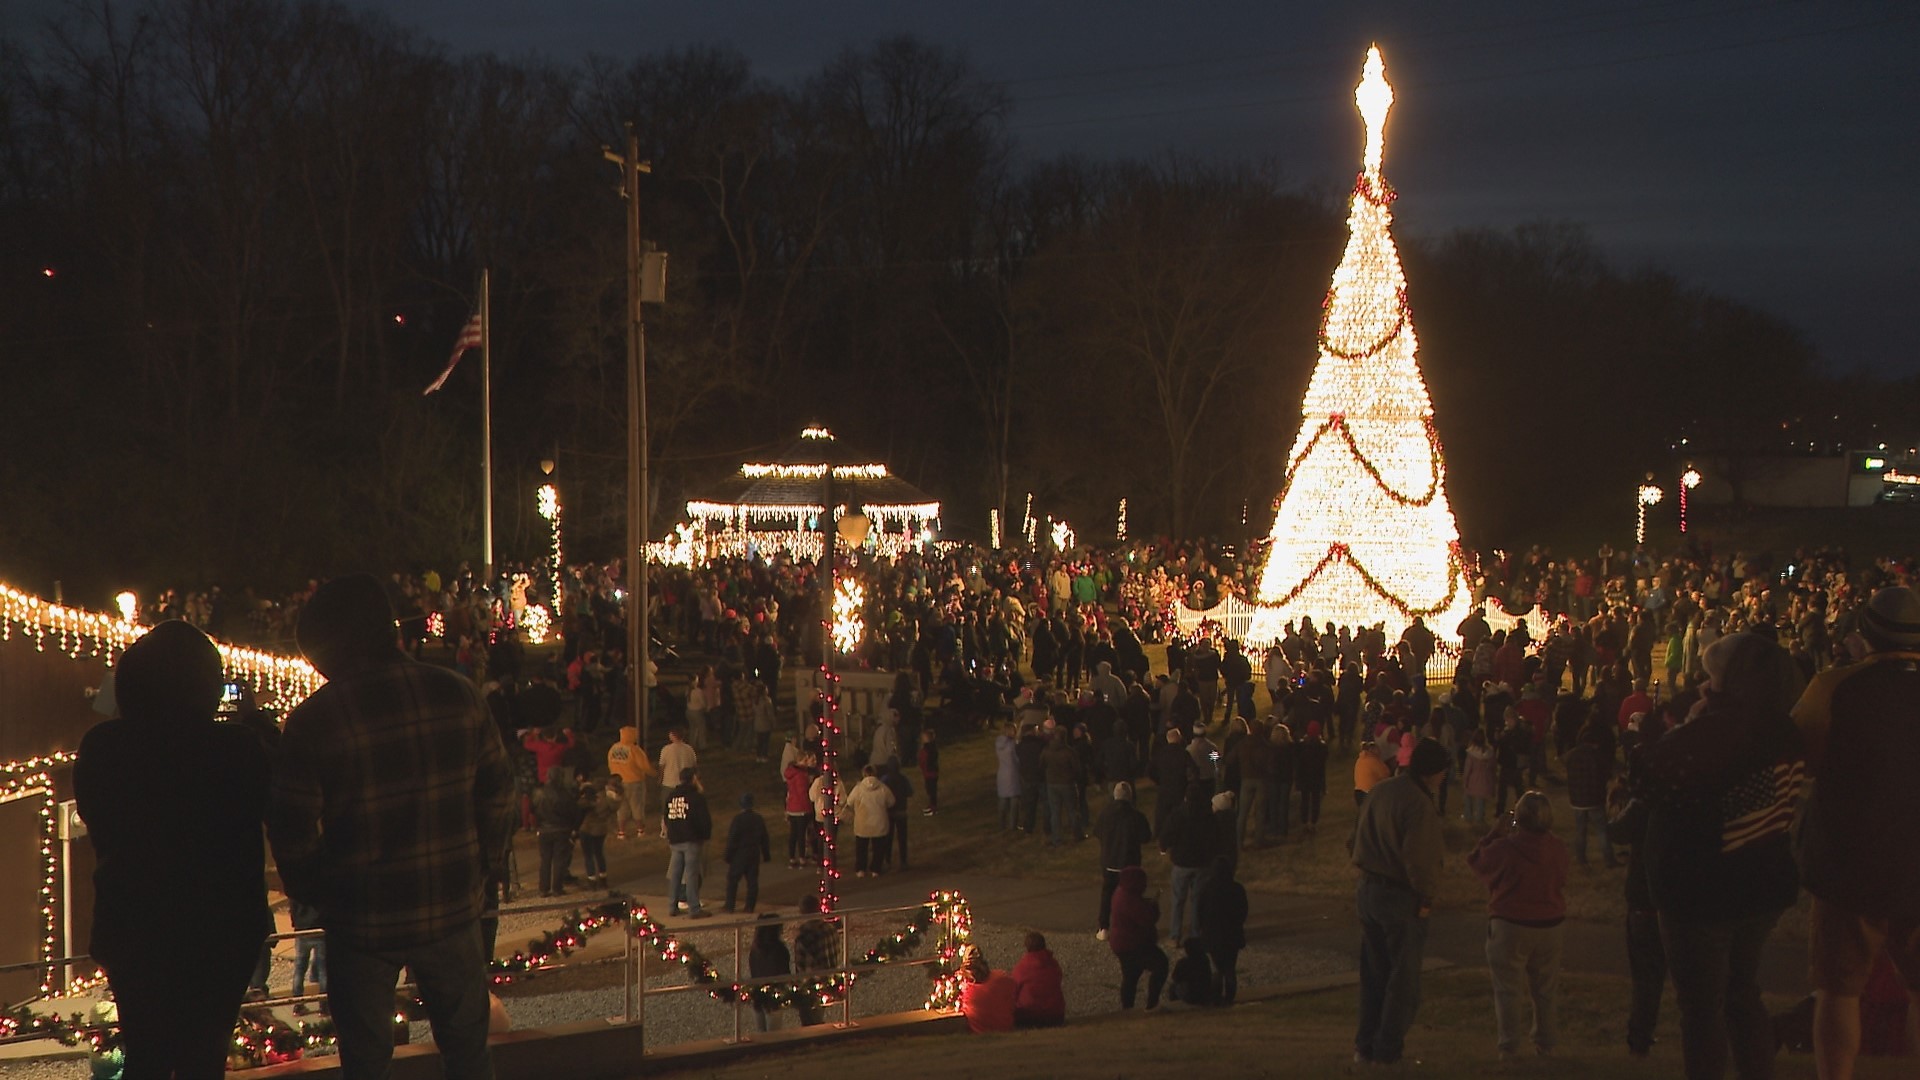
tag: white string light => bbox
[1248,45,1472,645]
[0,583,323,706]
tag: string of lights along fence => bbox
[0,581,323,705]
[1248,45,1473,646]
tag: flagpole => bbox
[481,267,494,584]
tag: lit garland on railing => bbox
[0,583,322,706]
[3,892,973,1071]
[1248,46,1473,645]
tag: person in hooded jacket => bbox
[1467,790,1569,1059]
[1638,632,1804,1080]
[663,767,714,918]
[606,722,657,839]
[839,765,896,876]
[783,752,817,868]
[76,621,273,1080]
[1195,856,1249,1005]
[1107,866,1169,1010]
[1094,782,1153,940]
[1011,931,1067,1027]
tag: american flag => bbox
[423,312,483,395]
[1719,758,1804,854]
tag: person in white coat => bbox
[838,766,896,877]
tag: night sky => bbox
[9,0,1918,374]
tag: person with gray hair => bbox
[1093,781,1152,941]
[1468,789,1570,1060]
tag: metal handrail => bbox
[1,895,962,1056]
[629,894,962,1053]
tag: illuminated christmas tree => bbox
[1247,46,1472,645]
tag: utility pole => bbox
[605,127,654,744]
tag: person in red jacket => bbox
[1107,866,1169,1009]
[782,752,817,869]
[960,948,1017,1034]
[1011,932,1066,1027]
[1467,790,1570,1060]
[521,724,576,784]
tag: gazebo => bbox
[670,425,941,562]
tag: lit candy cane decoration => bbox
[1679,468,1701,534]
[1636,479,1664,544]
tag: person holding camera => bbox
[1468,790,1570,1060]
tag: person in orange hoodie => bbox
[1011,932,1066,1027]
[606,724,657,839]
[1354,741,1391,806]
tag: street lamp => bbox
[1679,467,1702,534]
[1636,476,1664,545]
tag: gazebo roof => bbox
[687,426,940,524]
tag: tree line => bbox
[1,0,1899,599]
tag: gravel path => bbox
[0,920,1351,1076]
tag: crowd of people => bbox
[72,531,1920,1078]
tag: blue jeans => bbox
[1045,783,1074,845]
[293,934,327,994]
[328,923,494,1080]
[1571,807,1616,867]
[1356,875,1429,1065]
[1659,909,1780,1080]
[668,842,705,914]
[1169,865,1205,944]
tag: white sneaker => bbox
[1096,929,1107,941]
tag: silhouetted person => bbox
[75,621,271,1080]
[270,574,514,1080]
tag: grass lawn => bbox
[649,966,1905,1079]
